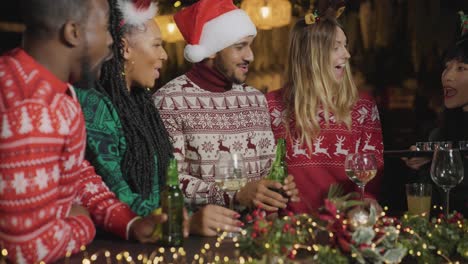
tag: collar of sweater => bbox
[186,63,232,93]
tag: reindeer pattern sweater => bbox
[0,49,137,264]
[266,89,384,213]
[153,64,275,208]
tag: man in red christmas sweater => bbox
[153,0,299,235]
[0,0,177,263]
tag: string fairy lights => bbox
[1,206,466,263]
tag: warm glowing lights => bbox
[241,0,292,30]
[5,206,462,264]
[260,6,271,18]
[167,23,177,33]
[154,15,184,43]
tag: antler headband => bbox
[304,5,346,25]
[459,11,468,36]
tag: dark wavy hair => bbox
[97,0,173,199]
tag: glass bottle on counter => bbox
[161,158,184,246]
[268,138,288,184]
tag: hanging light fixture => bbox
[241,0,292,30]
[154,15,184,43]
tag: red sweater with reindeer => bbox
[0,49,137,264]
[266,89,384,214]
[153,63,275,208]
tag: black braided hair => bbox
[98,0,173,199]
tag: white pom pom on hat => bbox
[174,0,257,63]
[184,45,209,64]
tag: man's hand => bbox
[69,205,91,218]
[189,205,243,236]
[129,209,189,243]
[401,145,431,170]
[235,179,288,211]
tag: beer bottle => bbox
[161,158,184,246]
[268,138,288,184]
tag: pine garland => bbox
[238,184,468,264]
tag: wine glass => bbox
[344,153,378,201]
[430,148,464,216]
[215,153,246,237]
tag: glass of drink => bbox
[405,183,432,219]
[344,153,378,201]
[415,142,429,151]
[215,153,246,237]
[430,148,464,216]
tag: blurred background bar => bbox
[2,0,468,213]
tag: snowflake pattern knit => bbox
[0,49,136,264]
[154,73,275,208]
[266,89,384,213]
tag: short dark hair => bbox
[20,0,90,39]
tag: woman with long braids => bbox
[76,0,244,236]
[76,0,171,216]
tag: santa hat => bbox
[174,0,257,63]
[117,0,158,27]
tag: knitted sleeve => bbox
[153,90,228,208]
[0,105,97,264]
[76,88,160,216]
[74,160,137,238]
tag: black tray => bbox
[384,149,468,158]
[384,150,434,158]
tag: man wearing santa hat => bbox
[153,0,299,235]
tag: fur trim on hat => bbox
[184,9,257,63]
[117,0,158,26]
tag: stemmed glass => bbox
[344,153,378,201]
[430,148,464,216]
[215,153,246,237]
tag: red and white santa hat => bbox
[174,0,257,63]
[117,0,158,27]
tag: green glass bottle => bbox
[268,138,288,184]
[161,158,184,246]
